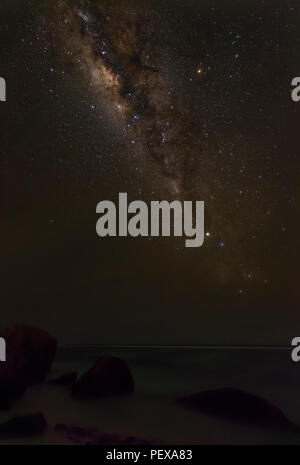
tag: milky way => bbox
[54,0,203,196]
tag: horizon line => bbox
[57,344,291,350]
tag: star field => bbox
[35,0,299,292]
[1,0,300,343]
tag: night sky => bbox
[1,0,300,344]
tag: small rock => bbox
[72,356,134,399]
[55,423,152,445]
[54,423,68,433]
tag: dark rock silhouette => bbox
[49,372,77,386]
[177,387,297,432]
[0,413,47,438]
[72,356,134,399]
[0,325,57,407]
